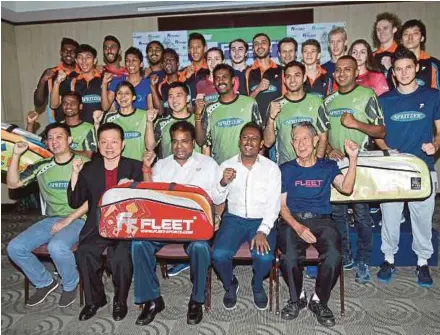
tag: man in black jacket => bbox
[68,123,143,322]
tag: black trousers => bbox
[76,233,132,305]
[277,217,342,304]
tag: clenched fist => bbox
[72,158,84,174]
[341,112,358,129]
[147,109,158,123]
[27,111,39,124]
[143,150,156,168]
[13,141,29,155]
[55,70,67,84]
[269,101,281,119]
[220,168,236,187]
[93,110,104,125]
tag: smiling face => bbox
[46,127,71,156]
[302,45,320,66]
[279,42,296,66]
[334,58,358,89]
[284,65,306,93]
[253,35,271,59]
[171,129,194,162]
[207,50,223,73]
[239,126,264,159]
[214,68,234,96]
[168,86,188,113]
[162,52,178,75]
[230,41,247,64]
[115,85,136,109]
[103,40,120,64]
[351,43,368,68]
[189,39,206,63]
[62,95,81,118]
[125,54,142,74]
[98,129,124,160]
[291,126,318,159]
[61,44,77,66]
[76,52,96,74]
[147,42,163,66]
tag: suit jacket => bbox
[67,155,143,242]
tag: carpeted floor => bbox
[2,206,440,335]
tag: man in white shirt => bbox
[132,121,224,326]
[212,122,281,311]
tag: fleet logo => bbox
[116,212,195,235]
[328,108,355,117]
[295,180,323,188]
[82,95,101,104]
[125,131,141,139]
[283,116,313,126]
[216,117,245,128]
[48,181,69,189]
[391,111,425,122]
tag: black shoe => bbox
[298,291,308,310]
[187,300,203,325]
[308,296,335,327]
[79,300,107,321]
[135,296,165,326]
[113,300,128,321]
[281,300,300,320]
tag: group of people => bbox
[6,11,440,328]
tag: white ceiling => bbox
[1,1,319,24]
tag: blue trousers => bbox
[131,240,210,304]
[332,203,372,264]
[7,216,85,291]
[212,213,277,292]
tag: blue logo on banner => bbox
[391,111,425,122]
[216,118,245,128]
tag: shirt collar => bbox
[375,41,398,54]
[237,153,260,165]
[54,62,80,75]
[76,68,101,81]
[172,152,195,167]
[249,58,278,72]
[419,51,430,60]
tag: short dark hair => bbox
[168,81,189,95]
[97,123,124,141]
[61,91,82,104]
[278,37,298,53]
[284,61,306,76]
[206,47,225,61]
[103,35,121,50]
[401,19,427,50]
[188,32,206,47]
[213,63,235,78]
[146,40,164,53]
[229,38,249,53]
[115,80,136,97]
[392,45,418,67]
[337,55,358,69]
[61,38,79,50]
[302,39,321,53]
[170,121,196,141]
[125,47,143,62]
[43,122,71,139]
[372,12,402,48]
[76,44,97,58]
[163,48,179,63]
[252,33,271,45]
[240,122,263,141]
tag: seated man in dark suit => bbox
[68,123,143,322]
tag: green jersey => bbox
[271,94,328,165]
[66,121,97,152]
[324,86,384,152]
[203,94,262,164]
[19,154,88,217]
[103,109,147,161]
[154,113,201,159]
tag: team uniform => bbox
[154,113,201,159]
[158,77,196,111]
[324,85,384,268]
[379,86,440,266]
[108,76,151,110]
[36,63,80,123]
[102,109,147,161]
[304,65,335,98]
[278,158,342,305]
[246,59,283,122]
[66,121,97,152]
[202,95,262,164]
[322,60,336,77]
[270,94,328,165]
[179,61,209,106]
[66,70,102,124]
[7,154,86,293]
[356,70,389,96]
[145,68,166,81]
[233,68,248,96]
[196,76,241,105]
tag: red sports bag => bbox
[98,182,215,241]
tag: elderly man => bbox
[278,121,358,327]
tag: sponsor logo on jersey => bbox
[328,108,355,117]
[82,95,101,104]
[48,180,69,189]
[205,94,219,103]
[250,85,278,93]
[283,116,313,126]
[215,117,245,128]
[390,111,426,122]
[416,78,426,86]
[124,131,141,139]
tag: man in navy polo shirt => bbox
[376,46,440,287]
[278,121,358,327]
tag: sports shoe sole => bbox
[223,285,239,310]
[417,280,433,288]
[377,269,397,284]
[58,297,76,308]
[168,265,190,277]
[253,298,269,311]
[26,281,59,307]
